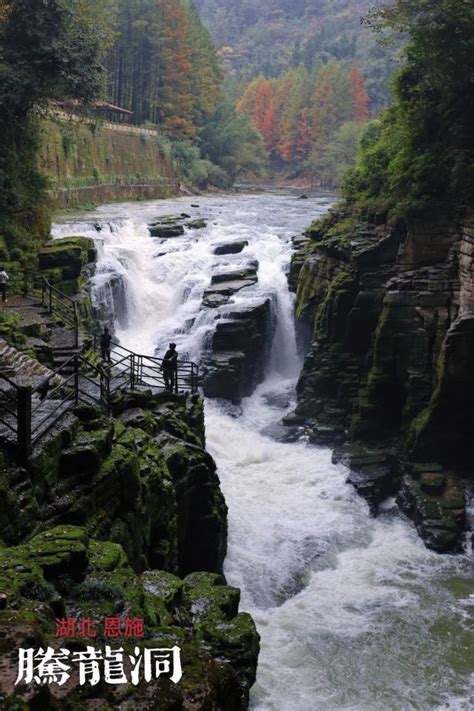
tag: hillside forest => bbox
[236,62,370,185]
[0,0,266,254]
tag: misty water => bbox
[53,191,473,711]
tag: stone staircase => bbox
[0,338,63,389]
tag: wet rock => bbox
[397,470,465,552]
[211,266,258,285]
[186,219,207,230]
[148,223,185,238]
[202,278,257,307]
[213,240,249,255]
[291,207,473,552]
[202,299,275,403]
[202,292,229,309]
[201,351,247,403]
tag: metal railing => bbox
[97,339,199,395]
[9,270,79,348]
[1,272,199,463]
[0,341,199,464]
[0,354,109,464]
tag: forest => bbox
[0,0,266,255]
[236,62,370,185]
[194,0,397,110]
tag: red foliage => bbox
[350,64,369,122]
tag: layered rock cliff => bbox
[290,207,473,553]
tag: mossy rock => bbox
[38,236,96,270]
[142,570,183,627]
[183,572,240,623]
[186,219,207,230]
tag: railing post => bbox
[130,354,135,390]
[174,368,178,394]
[73,302,79,349]
[22,271,28,297]
[99,367,111,416]
[17,386,32,466]
[74,355,79,406]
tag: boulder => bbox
[213,241,249,256]
[149,224,185,238]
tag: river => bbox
[53,190,473,711]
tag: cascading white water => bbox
[53,191,473,711]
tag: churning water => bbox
[53,191,473,711]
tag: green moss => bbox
[0,311,27,348]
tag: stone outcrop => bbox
[291,208,474,552]
[0,527,259,709]
[202,298,275,404]
[0,390,227,577]
[148,214,207,238]
[0,387,260,707]
[38,235,97,297]
[202,264,259,310]
[213,240,249,256]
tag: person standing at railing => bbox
[0,267,9,303]
[161,343,178,391]
[100,326,112,362]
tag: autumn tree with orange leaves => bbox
[236,60,371,183]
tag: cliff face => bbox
[291,207,474,552]
[39,119,178,209]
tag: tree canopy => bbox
[343,0,474,214]
[236,61,371,185]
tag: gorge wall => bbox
[290,207,474,553]
[39,117,178,210]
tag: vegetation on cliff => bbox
[0,0,116,256]
[343,0,474,216]
[291,1,474,553]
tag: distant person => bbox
[0,267,9,303]
[161,342,178,391]
[100,326,112,362]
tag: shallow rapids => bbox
[53,190,473,711]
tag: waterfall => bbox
[53,192,473,711]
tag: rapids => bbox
[53,190,473,711]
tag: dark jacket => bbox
[101,332,112,348]
[163,349,178,371]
